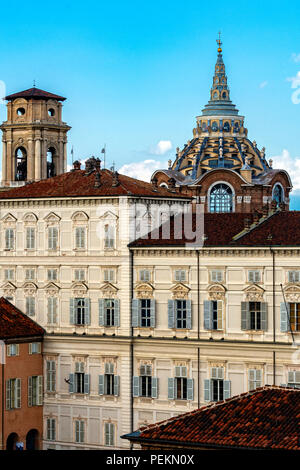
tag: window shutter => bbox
[37,376,43,405]
[151,377,158,398]
[114,375,120,396]
[69,373,75,393]
[98,299,105,326]
[204,379,211,402]
[261,302,268,331]
[132,299,140,327]
[224,380,231,400]
[70,298,75,324]
[84,374,90,394]
[99,375,105,395]
[85,298,91,325]
[204,300,212,329]
[288,371,295,383]
[28,377,32,407]
[132,376,140,397]
[16,378,21,408]
[7,345,11,356]
[280,302,289,332]
[186,300,192,329]
[241,302,250,330]
[168,300,175,329]
[29,343,32,355]
[150,299,156,328]
[187,378,194,401]
[168,378,175,399]
[6,380,11,410]
[114,299,120,327]
[217,301,223,329]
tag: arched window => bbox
[15,147,27,181]
[47,147,56,178]
[273,184,284,205]
[210,183,233,213]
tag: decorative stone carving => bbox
[45,282,60,297]
[2,213,17,226]
[23,282,38,296]
[171,283,190,299]
[71,282,88,297]
[243,196,251,203]
[100,282,118,298]
[44,212,61,226]
[237,196,243,204]
[284,285,300,302]
[244,284,265,301]
[135,282,154,299]
[2,281,16,296]
[23,212,38,224]
[207,283,226,300]
[71,211,89,224]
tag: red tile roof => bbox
[130,211,300,248]
[0,297,45,339]
[0,169,191,200]
[123,386,300,450]
[5,87,66,101]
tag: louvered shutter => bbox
[168,300,175,328]
[98,299,105,326]
[151,377,158,398]
[204,300,212,329]
[204,379,211,402]
[132,299,140,327]
[84,374,90,394]
[114,299,120,327]
[6,380,11,410]
[37,376,43,405]
[16,378,21,408]
[114,375,120,396]
[69,373,75,393]
[85,298,91,325]
[168,378,175,399]
[187,378,194,401]
[280,302,289,332]
[132,376,140,397]
[261,302,268,330]
[241,302,250,330]
[28,377,32,407]
[99,375,105,395]
[70,298,75,324]
[224,380,231,400]
[186,300,192,329]
[150,299,155,327]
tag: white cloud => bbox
[287,71,300,88]
[271,149,300,193]
[259,81,268,89]
[291,53,300,63]
[150,140,172,155]
[118,159,168,182]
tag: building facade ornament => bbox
[170,283,190,299]
[135,282,154,299]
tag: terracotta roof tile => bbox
[0,297,45,339]
[4,87,66,101]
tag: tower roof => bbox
[4,87,66,101]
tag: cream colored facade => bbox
[0,194,299,449]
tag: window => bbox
[104,224,114,249]
[211,270,223,283]
[5,228,14,250]
[99,299,120,327]
[204,300,223,330]
[248,270,261,283]
[248,369,262,391]
[47,269,58,281]
[204,367,231,402]
[241,302,267,331]
[46,418,56,441]
[25,269,35,280]
[168,299,191,329]
[209,183,233,213]
[70,298,90,325]
[69,362,90,395]
[26,227,35,249]
[289,303,300,331]
[273,184,284,206]
[48,227,58,250]
[175,300,187,328]
[29,342,41,354]
[47,297,58,324]
[139,269,151,282]
[133,365,157,398]
[75,420,84,443]
[288,271,300,283]
[28,376,43,406]
[104,423,115,447]
[287,371,300,389]
[75,227,86,249]
[75,269,85,281]
[103,269,115,282]
[6,378,21,409]
[167,366,193,400]
[174,269,186,282]
[46,361,56,392]
[7,344,19,357]
[99,363,120,396]
[4,269,14,281]
[26,297,35,316]
[132,299,155,328]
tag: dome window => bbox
[48,108,55,117]
[17,108,25,116]
[223,122,230,132]
[211,122,219,132]
[210,183,233,213]
[273,184,284,206]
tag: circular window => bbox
[48,108,55,117]
[17,108,25,116]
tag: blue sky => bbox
[0,0,300,208]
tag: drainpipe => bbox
[269,244,276,384]
[197,250,200,408]
[1,356,4,450]
[129,249,134,449]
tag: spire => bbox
[201,36,239,117]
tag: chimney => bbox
[112,171,119,187]
[262,204,269,217]
[244,218,251,230]
[94,171,101,188]
[279,202,285,211]
[72,160,81,170]
[168,177,176,192]
[253,210,260,224]
[151,177,158,191]
[270,199,277,213]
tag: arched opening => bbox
[15,147,27,181]
[6,432,19,450]
[26,429,39,450]
[209,183,234,213]
[47,147,56,178]
[273,183,284,206]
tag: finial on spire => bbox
[33,79,36,88]
[216,31,222,53]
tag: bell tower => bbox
[0,87,71,187]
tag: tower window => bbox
[15,147,27,181]
[273,184,284,206]
[209,183,233,213]
[17,108,25,116]
[47,147,56,178]
[48,108,55,117]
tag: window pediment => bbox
[71,282,88,297]
[100,282,118,298]
[135,282,154,299]
[23,212,38,223]
[170,282,190,299]
[243,284,265,301]
[207,283,226,300]
[71,211,89,223]
[45,282,60,297]
[44,212,61,224]
[283,285,300,302]
[2,213,17,224]
[23,282,38,296]
[2,281,16,295]
[99,210,118,221]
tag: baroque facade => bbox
[0,43,299,450]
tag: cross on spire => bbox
[216,31,222,53]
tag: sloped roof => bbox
[122,386,300,450]
[0,169,190,200]
[0,297,45,339]
[5,87,66,101]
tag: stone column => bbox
[35,138,41,181]
[59,137,64,175]
[6,139,13,183]
[63,141,68,173]
[27,139,34,181]
[2,139,7,185]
